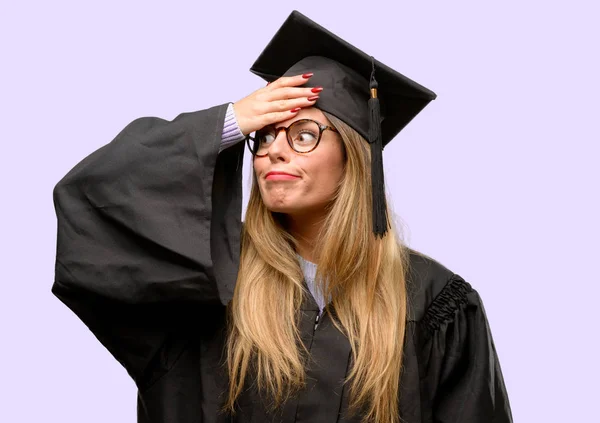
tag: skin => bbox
[232,75,345,261]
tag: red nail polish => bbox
[311,87,323,93]
[291,107,301,113]
[302,73,313,79]
[307,95,319,101]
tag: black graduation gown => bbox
[52,103,513,423]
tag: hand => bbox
[233,74,320,136]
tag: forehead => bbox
[274,107,330,128]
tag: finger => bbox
[262,96,318,114]
[259,109,304,127]
[266,86,322,101]
[265,73,313,91]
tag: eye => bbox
[257,128,276,145]
[296,130,318,144]
[261,134,275,144]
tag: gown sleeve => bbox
[51,103,245,389]
[417,274,513,422]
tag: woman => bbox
[52,11,512,423]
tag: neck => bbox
[285,211,327,263]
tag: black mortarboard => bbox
[250,10,437,237]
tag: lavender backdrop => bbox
[2,1,598,421]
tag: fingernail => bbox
[291,107,301,113]
[302,73,313,79]
[311,87,323,93]
[307,95,319,101]
[266,81,271,85]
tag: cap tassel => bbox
[368,57,389,238]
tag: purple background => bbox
[3,1,598,421]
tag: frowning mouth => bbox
[265,171,301,181]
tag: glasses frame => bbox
[245,118,339,157]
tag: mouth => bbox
[265,171,301,181]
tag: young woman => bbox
[52,11,512,423]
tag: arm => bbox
[52,104,244,386]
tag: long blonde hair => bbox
[225,111,409,423]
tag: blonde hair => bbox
[224,111,409,423]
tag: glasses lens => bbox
[252,127,277,156]
[289,120,320,152]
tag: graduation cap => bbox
[250,10,437,237]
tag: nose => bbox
[267,128,292,163]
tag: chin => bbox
[259,194,299,214]
[259,189,297,213]
[263,199,327,219]
[259,190,326,217]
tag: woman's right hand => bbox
[233,74,320,136]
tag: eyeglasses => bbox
[246,119,339,157]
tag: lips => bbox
[265,171,300,180]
